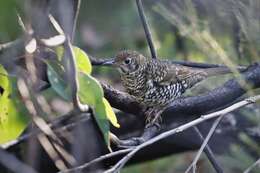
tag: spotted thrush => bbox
[104,50,236,146]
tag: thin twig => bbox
[46,15,88,112]
[37,133,68,170]
[155,4,253,96]
[193,127,224,173]
[243,157,260,173]
[0,148,38,173]
[59,149,132,173]
[1,112,89,149]
[136,0,157,59]
[0,36,247,71]
[72,0,81,41]
[64,38,89,112]
[17,78,68,170]
[16,12,26,32]
[90,55,247,71]
[186,117,224,173]
[104,95,260,173]
[0,38,23,52]
[17,79,63,146]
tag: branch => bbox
[103,63,260,117]
[58,149,132,173]
[136,0,157,59]
[186,117,224,173]
[90,54,249,70]
[104,95,260,173]
[0,148,38,173]
[0,37,247,72]
[0,38,23,52]
[64,38,89,112]
[192,127,223,173]
[243,157,260,173]
[17,78,68,170]
[1,111,89,150]
[71,0,81,41]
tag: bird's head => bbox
[102,50,147,74]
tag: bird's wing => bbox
[153,64,207,86]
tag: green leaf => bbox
[95,100,110,145]
[73,47,92,74]
[46,60,71,101]
[55,46,92,75]
[51,45,119,146]
[0,65,10,126]
[102,98,120,128]
[0,65,29,144]
[78,72,103,107]
[78,72,109,144]
[0,97,30,144]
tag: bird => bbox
[103,50,239,146]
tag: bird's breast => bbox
[121,70,147,100]
[143,81,184,106]
[122,72,184,106]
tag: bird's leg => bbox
[113,107,163,148]
[145,107,163,129]
[113,124,160,149]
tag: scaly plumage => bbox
[103,50,232,126]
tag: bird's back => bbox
[121,58,233,107]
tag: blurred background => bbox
[0,0,259,172]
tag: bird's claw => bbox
[117,137,145,149]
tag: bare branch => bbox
[136,0,157,59]
[0,37,247,70]
[59,148,132,173]
[90,54,247,70]
[45,14,87,112]
[0,148,38,173]
[104,95,260,173]
[37,133,68,170]
[1,112,89,150]
[102,64,260,119]
[186,117,225,173]
[71,0,81,41]
[17,78,68,170]
[0,38,23,53]
[63,38,89,112]
[243,157,260,173]
[16,13,26,32]
[193,127,224,173]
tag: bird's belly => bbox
[143,83,183,107]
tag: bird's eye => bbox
[124,58,131,64]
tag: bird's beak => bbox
[102,59,115,66]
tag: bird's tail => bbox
[184,66,246,89]
[204,66,246,77]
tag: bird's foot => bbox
[110,123,161,149]
[114,124,160,149]
[117,137,146,149]
[110,133,146,148]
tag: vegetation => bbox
[0,0,259,173]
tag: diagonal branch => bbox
[0,148,38,173]
[104,95,260,173]
[243,157,260,173]
[64,38,89,112]
[192,127,224,173]
[71,0,81,41]
[90,55,247,70]
[103,64,260,117]
[58,148,132,173]
[136,0,157,59]
[186,118,225,173]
